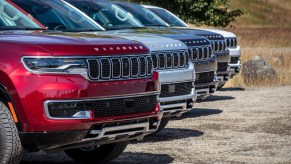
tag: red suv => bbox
[0,1,162,163]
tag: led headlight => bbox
[22,57,87,73]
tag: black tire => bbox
[217,83,225,91]
[65,141,128,164]
[0,101,23,164]
[151,117,170,135]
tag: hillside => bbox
[230,0,291,27]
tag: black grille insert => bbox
[230,57,239,64]
[160,82,193,98]
[91,95,157,118]
[217,62,229,72]
[195,71,215,84]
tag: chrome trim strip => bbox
[43,92,160,120]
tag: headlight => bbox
[22,57,87,73]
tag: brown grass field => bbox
[224,27,291,88]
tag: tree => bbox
[128,0,243,27]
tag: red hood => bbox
[0,31,149,56]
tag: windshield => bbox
[11,0,104,31]
[113,1,169,27]
[148,7,188,27]
[0,0,43,30]
[66,0,144,30]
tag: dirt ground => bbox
[21,86,291,163]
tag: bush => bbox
[129,0,243,27]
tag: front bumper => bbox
[215,53,231,87]
[228,46,241,77]
[159,87,196,118]
[20,113,163,151]
[156,63,196,118]
[195,77,219,99]
[193,55,218,98]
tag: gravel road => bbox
[21,86,291,163]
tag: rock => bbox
[242,55,277,80]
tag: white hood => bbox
[200,28,237,38]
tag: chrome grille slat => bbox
[189,46,212,61]
[111,58,121,78]
[212,41,227,52]
[151,50,189,70]
[100,58,111,79]
[87,55,153,80]
[226,38,237,48]
[130,57,138,77]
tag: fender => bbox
[0,74,24,132]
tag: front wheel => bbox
[64,141,128,164]
[151,117,170,135]
[0,101,23,164]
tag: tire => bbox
[217,83,225,91]
[0,101,23,164]
[65,141,128,164]
[151,117,170,135]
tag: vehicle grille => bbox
[217,62,229,72]
[230,57,240,64]
[189,46,212,61]
[211,41,227,52]
[90,95,157,118]
[195,71,215,84]
[87,55,153,80]
[226,38,237,48]
[160,82,193,98]
[151,50,189,70]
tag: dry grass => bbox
[224,27,291,87]
[230,0,291,28]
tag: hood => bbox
[170,27,226,41]
[199,28,237,38]
[0,30,149,56]
[96,32,188,52]
[100,28,211,49]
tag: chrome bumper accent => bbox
[228,46,241,57]
[156,63,195,84]
[88,122,151,140]
[195,77,219,98]
[83,113,163,142]
[159,88,197,118]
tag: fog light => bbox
[45,102,91,119]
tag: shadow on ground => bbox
[198,95,235,102]
[175,108,223,120]
[113,152,174,163]
[219,87,245,92]
[132,128,203,144]
[21,152,174,164]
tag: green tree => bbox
[128,0,243,27]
